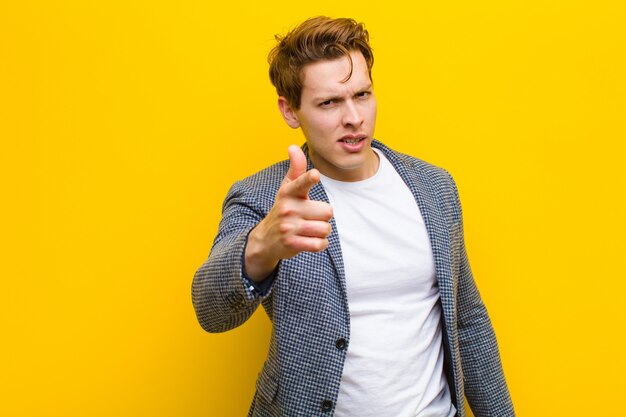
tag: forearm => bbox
[192,227,263,333]
[449,172,514,415]
[458,311,514,416]
[456,246,514,416]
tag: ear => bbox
[277,97,300,129]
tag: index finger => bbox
[282,168,320,199]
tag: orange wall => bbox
[2,1,625,416]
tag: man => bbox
[193,16,514,417]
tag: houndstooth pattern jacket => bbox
[192,140,514,417]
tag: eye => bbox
[356,91,370,99]
[319,99,335,108]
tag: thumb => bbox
[285,145,307,182]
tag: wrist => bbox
[244,227,279,282]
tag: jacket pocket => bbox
[256,365,279,404]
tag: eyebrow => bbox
[312,83,373,102]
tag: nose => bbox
[342,101,363,128]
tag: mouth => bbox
[339,135,367,145]
[338,134,368,153]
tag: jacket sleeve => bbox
[450,174,515,416]
[192,180,274,333]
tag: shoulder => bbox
[223,159,289,212]
[373,139,456,186]
[373,139,462,222]
[238,159,289,191]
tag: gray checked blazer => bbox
[192,140,514,416]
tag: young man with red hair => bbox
[193,16,514,417]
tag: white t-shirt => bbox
[320,149,455,417]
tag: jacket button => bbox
[335,338,347,350]
[321,400,333,412]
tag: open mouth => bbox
[340,138,364,144]
[339,135,366,144]
[338,136,367,153]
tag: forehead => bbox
[300,51,370,95]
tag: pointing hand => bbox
[244,145,334,281]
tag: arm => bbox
[450,174,515,416]
[192,180,270,333]
[192,145,333,333]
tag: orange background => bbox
[2,1,625,416]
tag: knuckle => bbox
[278,221,292,234]
[281,235,294,248]
[276,185,289,199]
[277,204,294,217]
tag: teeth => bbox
[343,138,362,144]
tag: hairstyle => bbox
[268,16,374,110]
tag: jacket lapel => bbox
[373,141,457,328]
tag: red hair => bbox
[268,16,374,109]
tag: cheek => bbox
[368,102,378,119]
[306,115,336,137]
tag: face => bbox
[278,50,378,182]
